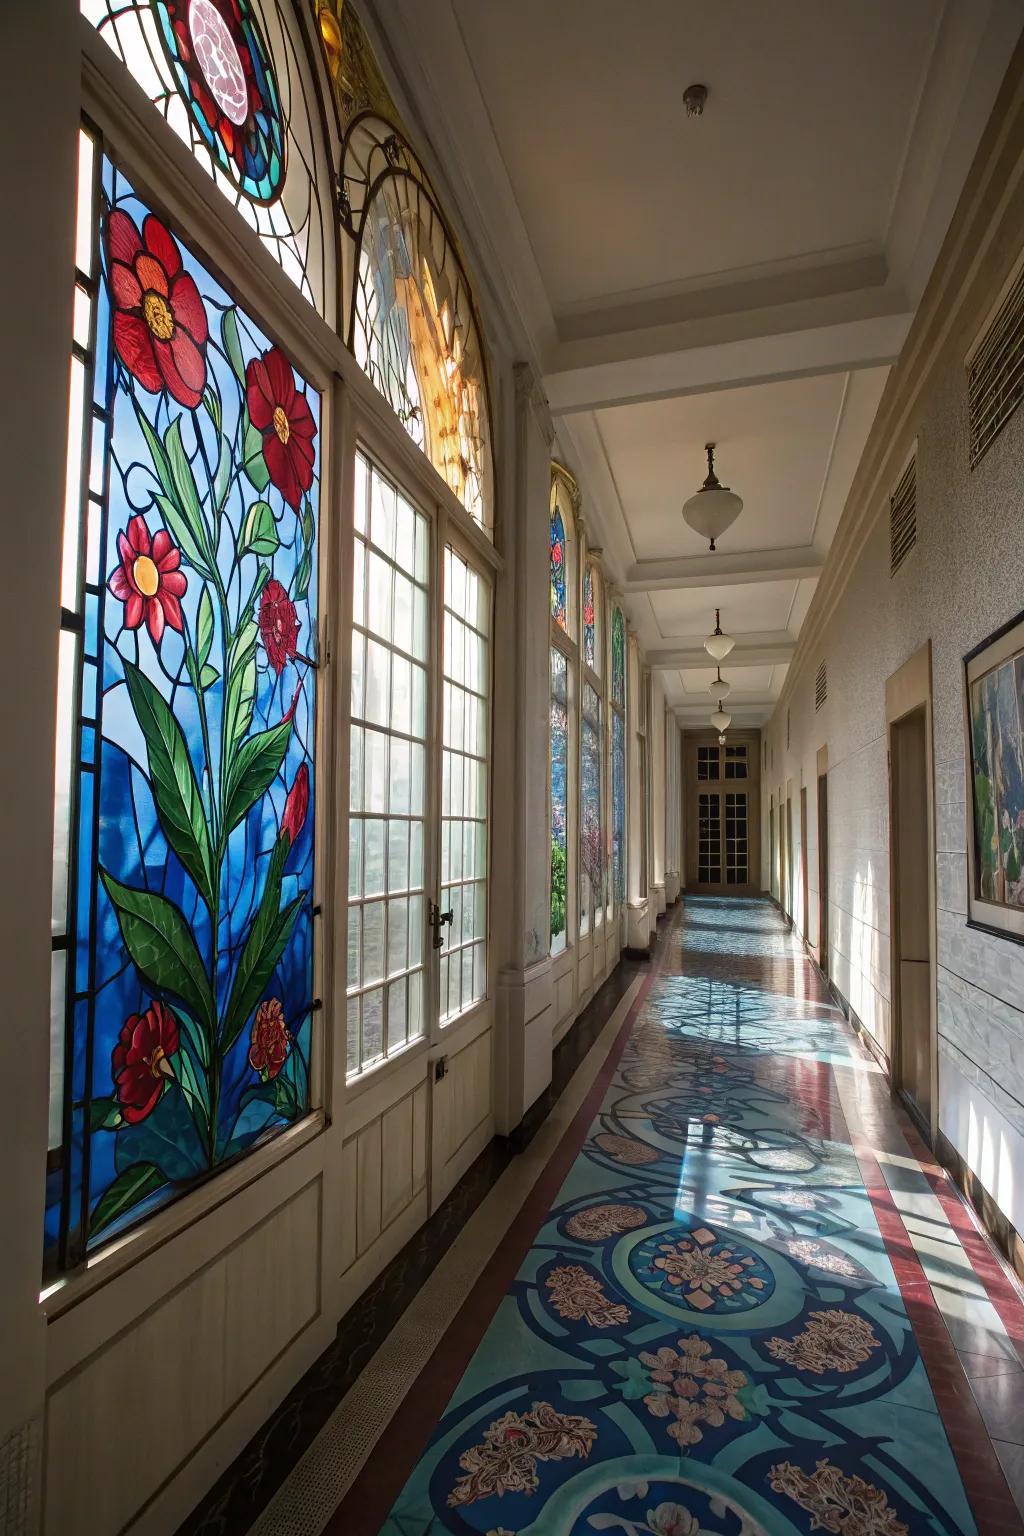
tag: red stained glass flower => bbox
[258,578,300,674]
[112,1001,180,1124]
[249,997,291,1082]
[281,763,309,846]
[245,346,317,510]
[107,210,209,409]
[109,515,188,645]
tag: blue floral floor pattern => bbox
[379,899,979,1536]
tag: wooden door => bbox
[891,706,933,1133]
[817,771,829,973]
[684,731,760,893]
[800,787,809,939]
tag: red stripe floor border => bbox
[325,957,663,1535]
[828,1056,1024,1535]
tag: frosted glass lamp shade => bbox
[710,703,732,732]
[682,443,743,551]
[708,676,731,700]
[704,608,735,662]
[718,732,727,745]
[683,484,743,548]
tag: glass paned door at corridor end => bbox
[347,451,491,1078]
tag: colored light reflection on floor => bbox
[373,898,1022,1536]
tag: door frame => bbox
[816,744,829,973]
[683,729,761,893]
[800,785,809,940]
[885,640,938,1146]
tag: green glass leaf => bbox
[133,397,174,497]
[122,660,214,910]
[243,413,270,492]
[154,494,212,580]
[242,500,279,558]
[224,622,259,759]
[88,1096,121,1132]
[213,436,232,511]
[220,307,246,386]
[100,870,215,1035]
[164,417,214,567]
[90,1162,164,1238]
[199,663,220,691]
[221,837,301,1053]
[223,718,292,835]
[196,585,215,668]
[300,498,314,548]
[293,549,312,602]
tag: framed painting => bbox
[964,607,1024,942]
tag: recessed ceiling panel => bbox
[452,0,939,309]
[597,373,848,559]
[681,665,776,694]
[650,580,797,637]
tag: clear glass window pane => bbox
[347,452,431,1076]
[441,545,490,1024]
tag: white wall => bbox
[765,74,1024,1241]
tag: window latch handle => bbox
[429,901,454,949]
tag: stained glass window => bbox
[611,606,625,708]
[83,0,330,313]
[550,506,567,630]
[580,682,602,936]
[613,711,626,904]
[583,562,599,673]
[47,134,319,1270]
[343,117,493,534]
[550,648,568,955]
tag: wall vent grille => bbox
[815,660,827,712]
[969,255,1024,468]
[889,454,917,576]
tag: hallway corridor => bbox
[272,898,1024,1536]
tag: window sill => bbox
[40,1109,326,1320]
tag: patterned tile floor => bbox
[330,897,1024,1536]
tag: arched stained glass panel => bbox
[583,563,598,673]
[82,0,331,314]
[343,116,493,534]
[550,506,567,629]
[612,606,625,707]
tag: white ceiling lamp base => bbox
[704,608,735,663]
[710,700,732,732]
[683,443,743,551]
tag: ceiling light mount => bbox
[682,443,743,551]
[704,608,735,663]
[683,83,708,117]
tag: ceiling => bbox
[378,0,1021,725]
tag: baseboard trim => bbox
[935,1129,1024,1287]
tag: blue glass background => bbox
[67,158,319,1251]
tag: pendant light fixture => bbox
[710,699,732,732]
[718,733,727,746]
[704,608,735,663]
[707,665,731,701]
[683,443,743,551]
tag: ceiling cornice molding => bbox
[649,640,795,671]
[767,31,1024,735]
[544,312,912,416]
[624,547,824,593]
